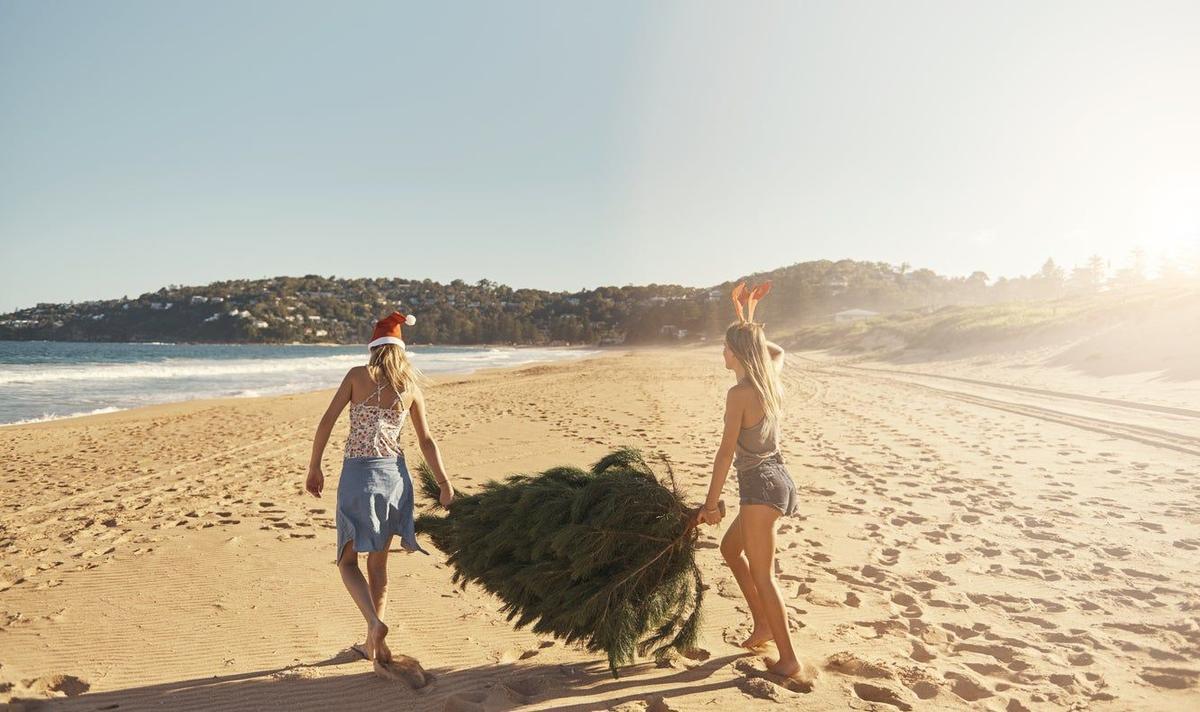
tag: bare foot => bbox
[765,655,817,682]
[740,626,774,650]
[761,656,818,692]
[356,625,374,660]
[368,621,391,663]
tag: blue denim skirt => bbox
[735,452,800,517]
[335,456,428,563]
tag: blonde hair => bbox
[725,322,783,427]
[367,344,422,404]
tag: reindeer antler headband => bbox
[731,280,772,323]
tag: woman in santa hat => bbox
[305,311,455,665]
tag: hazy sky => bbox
[2,0,1198,311]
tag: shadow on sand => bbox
[23,647,749,712]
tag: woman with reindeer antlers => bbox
[696,281,807,680]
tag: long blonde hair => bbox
[725,322,783,427]
[367,344,422,403]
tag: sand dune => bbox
[2,348,1198,710]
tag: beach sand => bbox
[2,347,1198,710]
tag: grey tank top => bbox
[733,415,780,471]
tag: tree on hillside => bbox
[1035,258,1066,298]
[1069,255,1107,293]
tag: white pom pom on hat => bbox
[405,314,416,326]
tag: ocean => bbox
[0,341,596,425]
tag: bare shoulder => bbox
[726,382,755,404]
[342,365,370,394]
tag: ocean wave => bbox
[0,347,601,424]
[0,406,124,427]
[0,348,594,384]
[0,354,366,384]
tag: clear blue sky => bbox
[2,0,1198,311]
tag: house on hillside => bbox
[824,277,850,294]
[833,308,878,324]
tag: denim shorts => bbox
[736,453,800,517]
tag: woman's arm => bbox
[700,388,745,524]
[765,340,786,372]
[306,370,354,497]
[409,387,454,506]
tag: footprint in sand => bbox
[12,673,91,698]
[909,640,937,662]
[943,670,994,702]
[825,651,893,680]
[489,674,557,704]
[890,592,923,619]
[1139,667,1199,690]
[609,696,679,712]
[492,645,543,663]
[443,690,489,712]
[852,682,914,710]
[373,654,431,688]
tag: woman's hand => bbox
[439,480,455,507]
[698,501,725,526]
[305,466,325,498]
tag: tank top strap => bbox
[368,377,405,411]
[367,379,387,407]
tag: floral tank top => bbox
[344,379,408,459]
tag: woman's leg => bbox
[740,504,801,676]
[338,541,391,662]
[366,536,392,626]
[720,511,772,647]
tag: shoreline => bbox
[0,343,609,427]
[0,348,618,430]
[0,338,617,348]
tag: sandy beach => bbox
[2,346,1198,711]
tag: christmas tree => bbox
[414,448,707,676]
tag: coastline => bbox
[0,338,611,347]
[2,346,1196,710]
[0,344,605,428]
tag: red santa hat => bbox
[368,311,417,350]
